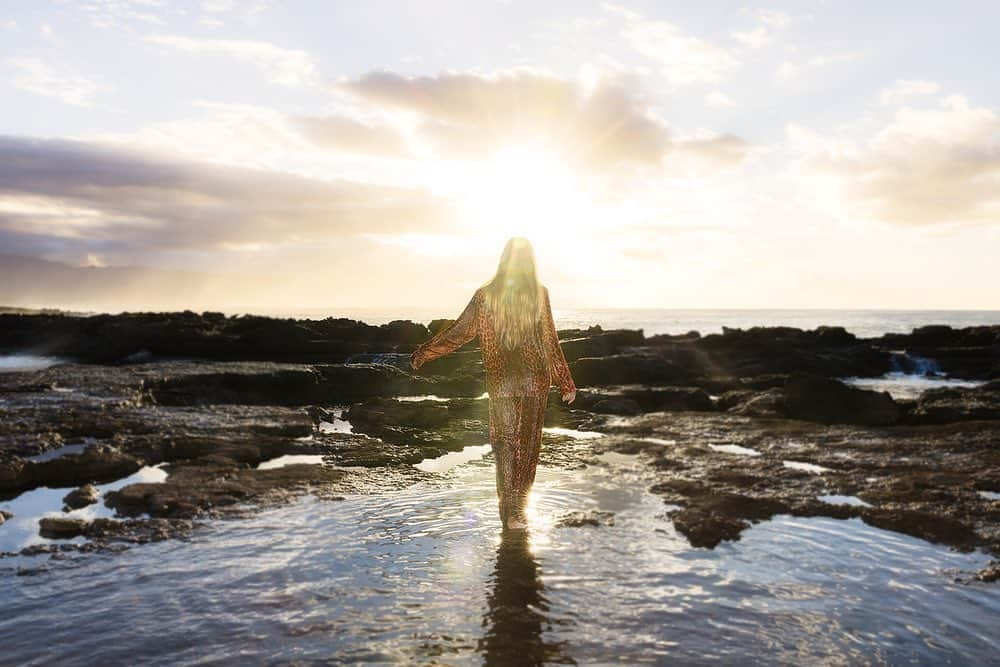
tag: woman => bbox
[410,237,577,531]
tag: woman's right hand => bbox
[561,389,576,404]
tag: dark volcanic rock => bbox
[591,398,643,416]
[908,384,1000,424]
[63,483,100,510]
[572,354,691,387]
[784,373,899,426]
[556,510,616,527]
[25,446,142,490]
[144,367,322,406]
[39,516,88,539]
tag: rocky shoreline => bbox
[0,311,997,582]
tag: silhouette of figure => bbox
[410,237,577,531]
[477,532,576,666]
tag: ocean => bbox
[255,308,1000,339]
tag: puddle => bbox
[640,437,678,446]
[710,444,761,456]
[413,444,493,473]
[396,395,450,402]
[543,427,604,440]
[27,443,89,463]
[818,494,872,507]
[783,460,832,474]
[0,355,65,373]
[0,464,168,553]
[257,455,327,470]
[978,491,1000,501]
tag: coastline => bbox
[0,311,997,585]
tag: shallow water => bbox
[0,463,168,554]
[1,447,997,665]
[0,355,65,373]
[844,372,986,400]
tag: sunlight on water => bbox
[1,452,997,664]
[413,444,492,473]
[818,495,872,507]
[783,460,832,474]
[542,427,603,440]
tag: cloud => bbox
[801,95,1000,226]
[6,58,107,107]
[776,53,857,83]
[616,12,740,85]
[731,9,791,49]
[145,35,317,87]
[879,79,941,106]
[704,90,734,107]
[0,135,456,264]
[338,69,748,170]
[294,115,412,156]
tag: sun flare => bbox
[457,145,596,246]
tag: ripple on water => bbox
[0,450,996,665]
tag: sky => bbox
[1,0,999,314]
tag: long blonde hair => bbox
[481,237,545,353]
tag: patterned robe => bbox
[412,285,577,525]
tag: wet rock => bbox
[63,483,100,510]
[860,508,979,549]
[24,446,142,490]
[144,367,323,406]
[623,387,715,412]
[908,384,1000,424]
[0,460,25,492]
[556,510,615,527]
[0,509,12,525]
[105,462,346,519]
[39,517,88,539]
[784,373,899,426]
[977,562,1000,583]
[727,389,787,418]
[571,354,692,387]
[591,398,643,416]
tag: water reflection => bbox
[479,530,575,666]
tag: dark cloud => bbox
[0,135,455,262]
[338,69,747,170]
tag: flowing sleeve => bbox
[541,287,576,394]
[413,289,481,367]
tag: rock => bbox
[591,398,643,416]
[784,373,900,426]
[571,354,691,387]
[0,509,12,525]
[977,562,1000,583]
[556,510,615,527]
[63,484,100,510]
[860,508,979,549]
[0,460,25,492]
[144,367,322,406]
[25,446,142,490]
[622,387,715,412]
[729,389,787,418]
[38,517,88,539]
[908,384,1000,424]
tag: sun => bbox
[456,145,595,246]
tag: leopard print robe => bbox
[412,285,577,526]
